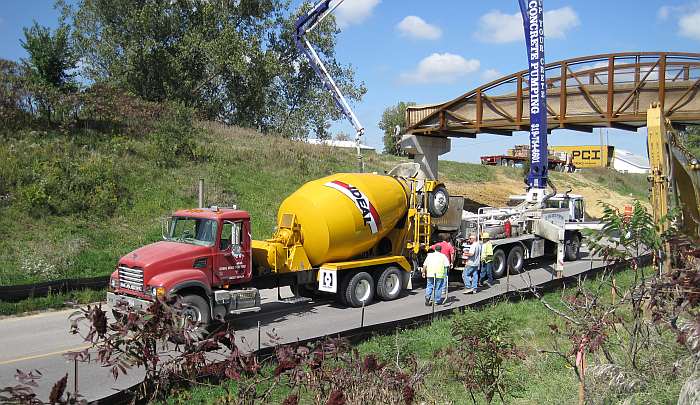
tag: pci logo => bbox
[325,180,382,234]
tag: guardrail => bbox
[0,276,109,302]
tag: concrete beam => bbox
[399,135,451,180]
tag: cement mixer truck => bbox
[106,164,450,329]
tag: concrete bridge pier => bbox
[399,135,451,180]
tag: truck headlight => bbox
[110,277,118,289]
[149,286,166,299]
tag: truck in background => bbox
[107,164,451,331]
[481,144,574,172]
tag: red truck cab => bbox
[107,207,260,325]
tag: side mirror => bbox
[161,217,172,240]
[231,221,242,255]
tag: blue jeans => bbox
[425,277,445,303]
[480,262,494,284]
[464,266,479,290]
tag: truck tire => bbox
[178,294,211,340]
[342,272,375,307]
[428,185,449,218]
[507,245,524,273]
[376,266,403,301]
[565,233,581,261]
[492,248,507,278]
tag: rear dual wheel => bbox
[491,246,524,278]
[338,266,404,308]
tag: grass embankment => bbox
[0,123,649,315]
[171,268,689,404]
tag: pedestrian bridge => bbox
[406,52,700,137]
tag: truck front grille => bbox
[118,266,143,292]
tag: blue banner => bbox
[519,0,548,189]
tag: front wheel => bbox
[175,294,211,341]
[342,272,375,307]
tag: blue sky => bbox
[2,0,699,162]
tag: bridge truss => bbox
[406,52,700,137]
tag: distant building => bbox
[304,138,376,152]
[613,149,649,174]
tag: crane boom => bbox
[647,104,700,242]
[294,0,365,171]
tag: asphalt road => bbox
[0,249,607,402]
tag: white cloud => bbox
[655,3,700,40]
[481,69,502,82]
[332,0,380,27]
[475,6,580,43]
[546,7,580,38]
[396,15,442,40]
[475,10,521,43]
[679,10,700,39]
[400,53,480,84]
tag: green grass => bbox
[578,168,649,199]
[0,289,104,316]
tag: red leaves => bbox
[326,389,346,405]
[48,374,67,404]
[282,394,299,405]
[361,354,385,373]
[402,385,416,405]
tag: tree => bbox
[20,22,77,90]
[61,0,365,138]
[685,125,700,158]
[379,101,415,156]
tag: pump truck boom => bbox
[294,0,365,172]
[107,166,450,331]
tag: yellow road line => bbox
[0,345,92,366]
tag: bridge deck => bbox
[407,52,700,137]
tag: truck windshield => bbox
[167,217,217,246]
[544,200,566,209]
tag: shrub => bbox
[442,309,525,403]
[148,104,208,167]
[2,137,126,217]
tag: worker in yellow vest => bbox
[480,232,495,287]
[422,245,449,306]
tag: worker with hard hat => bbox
[480,232,495,287]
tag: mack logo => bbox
[325,180,382,234]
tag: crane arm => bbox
[294,0,365,158]
[647,104,700,242]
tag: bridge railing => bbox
[406,52,700,136]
